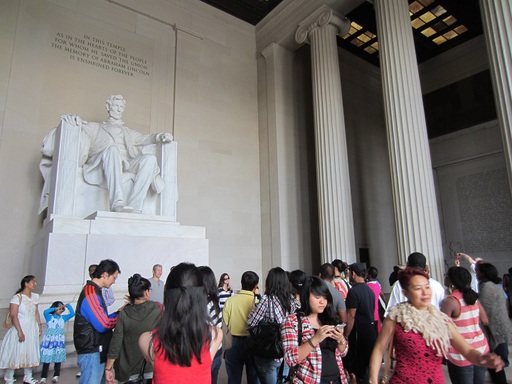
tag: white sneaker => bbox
[39,379,46,384]
[51,377,58,383]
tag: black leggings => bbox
[41,362,61,379]
[488,343,509,384]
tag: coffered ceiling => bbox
[199,0,484,66]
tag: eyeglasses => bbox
[224,277,230,281]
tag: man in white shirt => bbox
[385,252,445,316]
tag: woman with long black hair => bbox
[248,267,297,383]
[139,262,222,384]
[441,266,490,384]
[217,273,233,312]
[198,266,223,384]
[281,276,348,384]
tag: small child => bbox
[39,301,75,383]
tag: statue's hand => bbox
[157,132,173,143]
[60,114,87,127]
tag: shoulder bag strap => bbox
[270,296,276,322]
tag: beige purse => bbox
[3,294,21,328]
[221,319,233,351]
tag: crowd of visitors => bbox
[0,253,510,384]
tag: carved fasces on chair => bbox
[39,113,177,220]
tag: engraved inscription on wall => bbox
[456,168,512,253]
[50,32,150,78]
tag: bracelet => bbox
[307,338,316,348]
[105,367,113,372]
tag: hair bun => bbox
[128,273,142,288]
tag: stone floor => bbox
[22,353,512,384]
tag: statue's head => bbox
[105,94,126,119]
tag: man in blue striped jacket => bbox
[74,259,120,384]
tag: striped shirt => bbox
[447,290,489,367]
[218,288,233,312]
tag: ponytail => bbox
[447,266,477,305]
[460,286,478,306]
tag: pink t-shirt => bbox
[367,280,381,330]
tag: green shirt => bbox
[222,290,255,336]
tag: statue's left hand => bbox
[157,132,173,143]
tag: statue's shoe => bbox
[112,201,133,213]
[112,200,126,212]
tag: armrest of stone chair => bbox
[156,140,178,220]
[46,118,88,217]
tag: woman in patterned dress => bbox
[0,275,42,384]
[369,267,503,384]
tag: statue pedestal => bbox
[30,212,208,305]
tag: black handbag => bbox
[124,359,152,384]
[246,298,284,359]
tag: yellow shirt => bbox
[222,290,255,336]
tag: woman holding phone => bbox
[281,276,348,383]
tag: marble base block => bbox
[30,212,208,306]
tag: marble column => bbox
[374,0,444,280]
[296,6,356,264]
[260,43,299,272]
[479,0,512,193]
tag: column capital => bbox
[295,5,350,45]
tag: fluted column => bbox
[479,0,512,193]
[296,6,356,264]
[374,0,444,281]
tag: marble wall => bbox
[0,0,261,306]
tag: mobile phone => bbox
[335,323,346,329]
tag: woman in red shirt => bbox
[139,262,222,384]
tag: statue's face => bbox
[108,99,126,120]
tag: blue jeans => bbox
[447,361,486,384]
[211,348,222,384]
[77,352,105,384]
[253,356,281,384]
[225,336,260,384]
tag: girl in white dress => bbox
[0,275,42,384]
